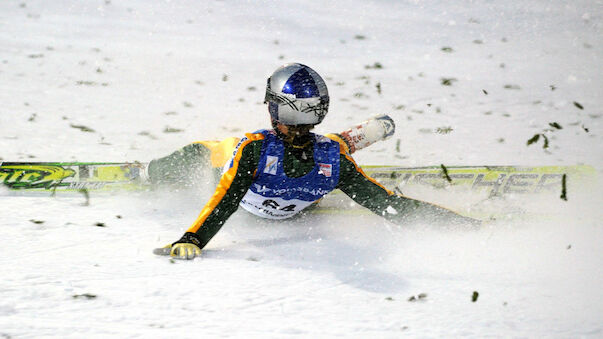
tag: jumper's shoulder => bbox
[231,131,267,153]
[224,131,266,167]
[313,133,349,157]
[324,133,351,154]
[243,130,269,141]
[238,132,267,154]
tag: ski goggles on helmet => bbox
[264,88,329,125]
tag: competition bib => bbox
[239,130,340,219]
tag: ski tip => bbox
[153,247,171,256]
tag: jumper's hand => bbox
[153,243,202,260]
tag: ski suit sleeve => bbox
[337,151,478,225]
[173,133,265,249]
[147,142,213,186]
[147,138,242,187]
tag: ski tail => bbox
[0,162,149,192]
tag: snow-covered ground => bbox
[1,0,602,337]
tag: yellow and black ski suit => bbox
[148,132,476,249]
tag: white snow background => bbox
[1,0,602,337]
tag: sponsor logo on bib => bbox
[264,156,278,175]
[318,163,332,177]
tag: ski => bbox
[0,161,595,197]
[0,162,149,193]
[361,164,596,196]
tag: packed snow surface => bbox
[1,0,602,337]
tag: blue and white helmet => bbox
[264,63,329,126]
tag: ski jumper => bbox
[237,130,340,219]
[153,129,473,250]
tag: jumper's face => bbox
[275,123,314,148]
[276,123,313,137]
